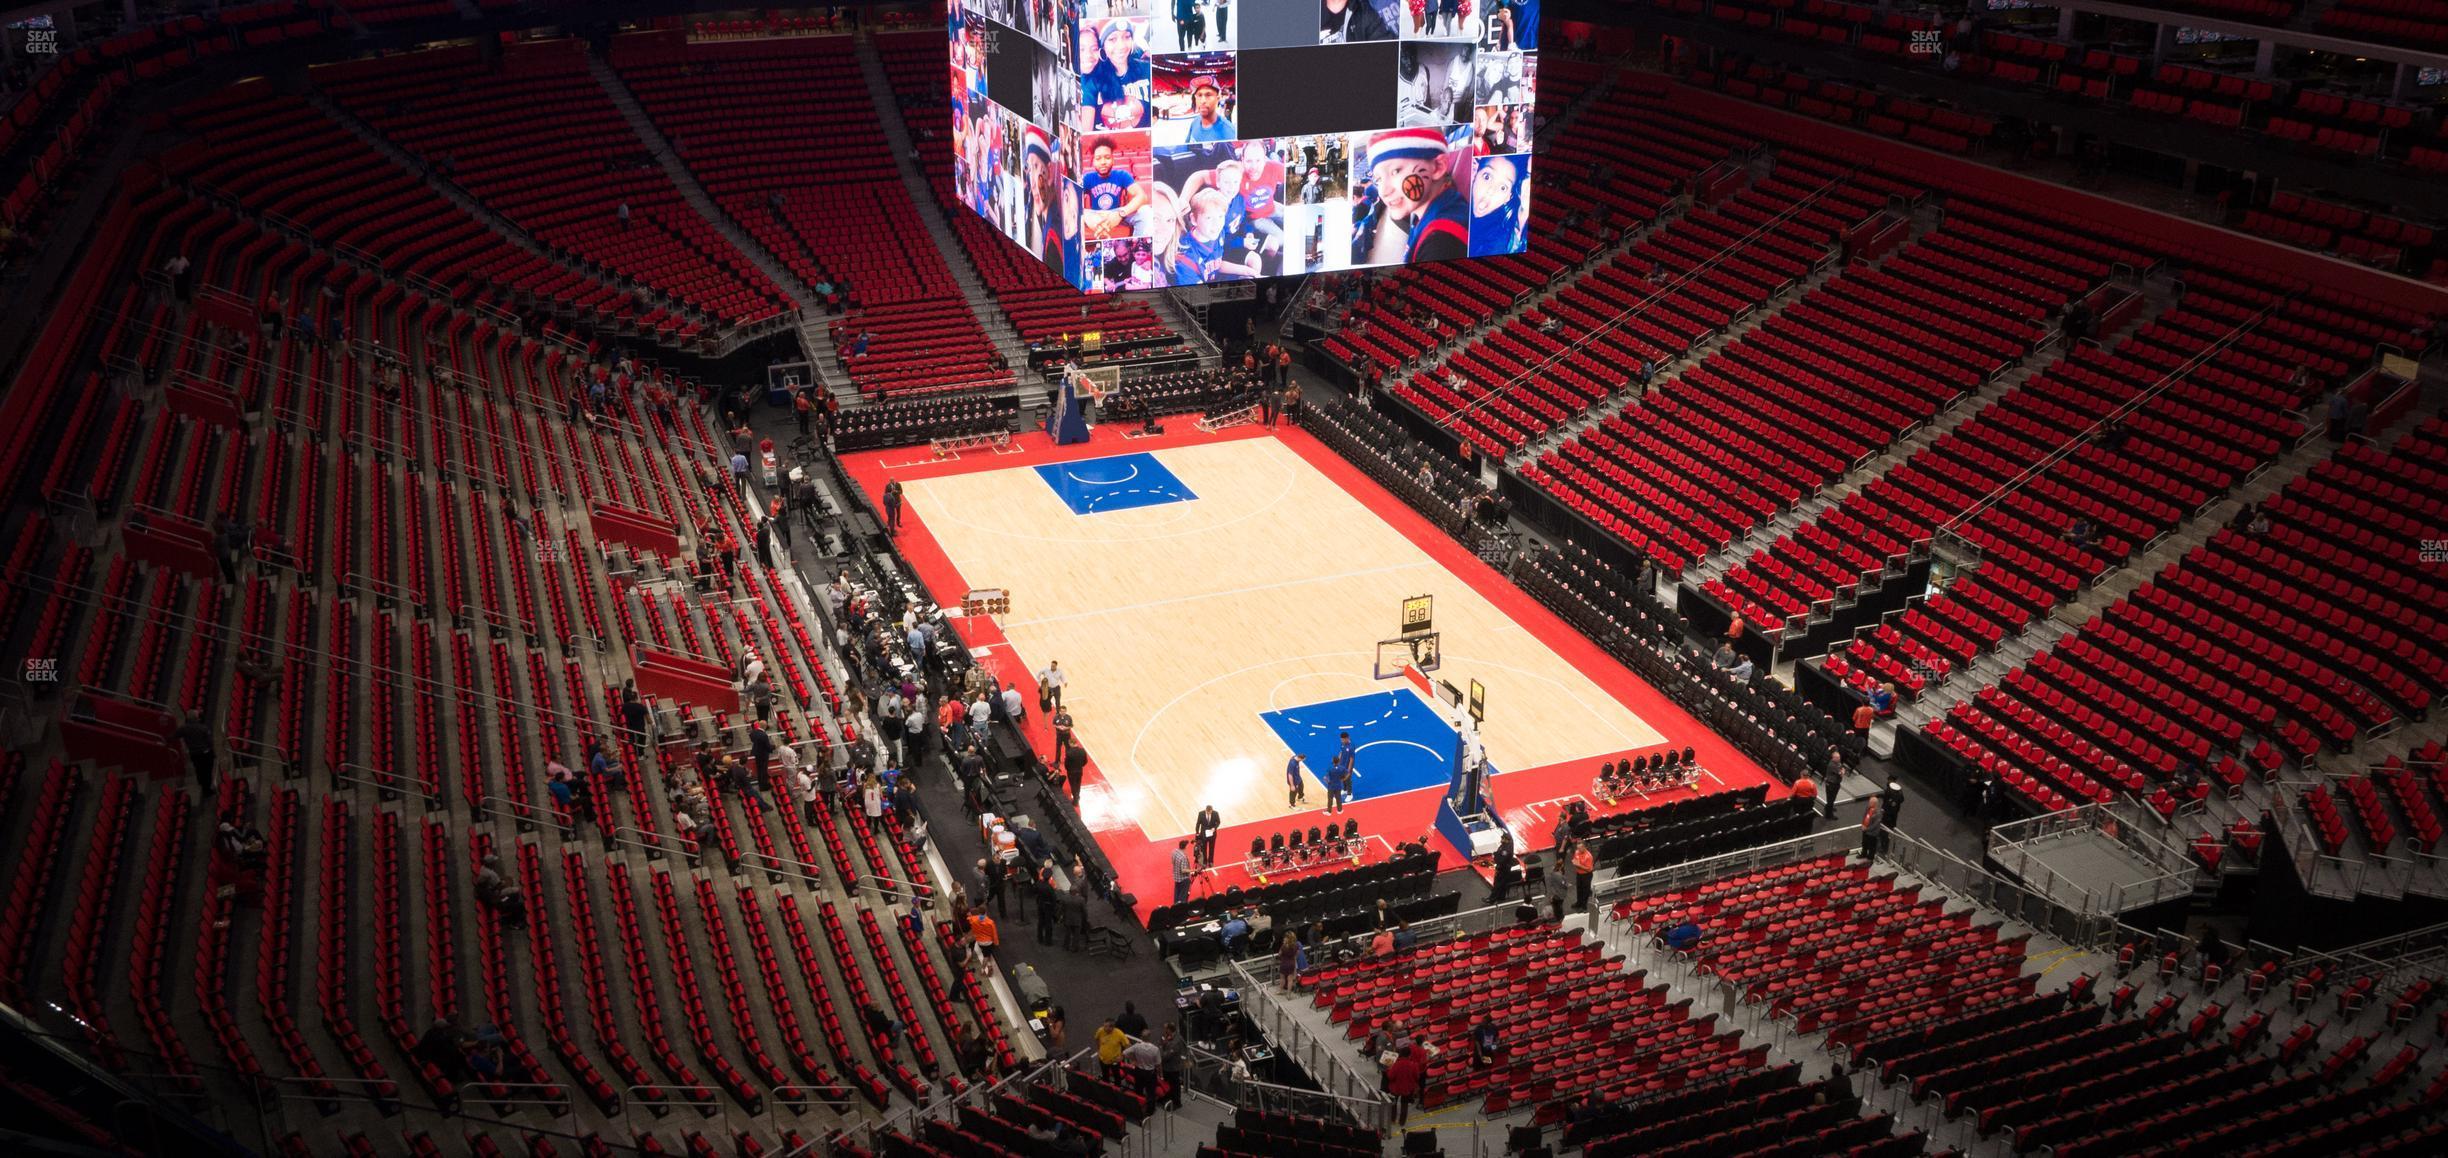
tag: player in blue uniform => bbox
[1325,731,1359,814]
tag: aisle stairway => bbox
[584,46,819,317]
[850,37,1032,379]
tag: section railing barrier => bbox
[786,1046,1101,1158]
[1986,799,2201,913]
[1595,824,1864,906]
[1228,960,1396,1133]
[1881,829,2127,950]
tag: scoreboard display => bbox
[950,0,1539,293]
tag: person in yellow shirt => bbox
[1095,1019,1129,1079]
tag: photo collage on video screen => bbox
[953,0,1538,292]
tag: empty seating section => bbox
[871,34,1184,368]
[1921,416,2448,814]
[1528,168,2115,576]
[1204,1106,1382,1158]
[2241,190,2436,272]
[1,4,325,239]
[0,118,1023,1152]
[833,394,1020,453]
[159,83,649,337]
[1856,968,2447,1156]
[330,0,457,23]
[1643,0,1944,61]
[1403,147,1884,457]
[1834,252,2408,705]
[1324,86,1743,379]
[314,41,788,330]
[609,33,1010,395]
[1693,55,1998,154]
[1300,923,1775,1119]
[2320,0,2448,48]
[1615,854,2034,1047]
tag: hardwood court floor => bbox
[899,434,1667,840]
[843,421,1776,914]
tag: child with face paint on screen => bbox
[1351,127,1467,266]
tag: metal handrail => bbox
[1598,824,1865,905]
[333,762,440,804]
[1435,165,1862,433]
[1223,962,1394,1133]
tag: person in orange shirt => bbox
[968,910,1001,963]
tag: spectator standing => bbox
[1860,796,1887,859]
[747,673,777,724]
[978,857,1008,918]
[1383,1046,1424,1125]
[1121,1035,1163,1099]
[1035,874,1061,945]
[1194,804,1221,868]
[1157,1024,1187,1109]
[748,721,776,782]
[170,715,217,792]
[1822,749,1846,819]
[1063,741,1090,801]
[968,909,1001,962]
[621,686,652,750]
[1488,834,1518,904]
[1095,1020,1128,1079]
[1060,883,1091,951]
[1571,840,1596,910]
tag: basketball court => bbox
[839,419,1777,918]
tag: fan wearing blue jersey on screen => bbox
[1080,142,1146,240]
[1080,22,1151,108]
[1173,186,1261,283]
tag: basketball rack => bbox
[1197,404,1263,433]
[926,430,1016,460]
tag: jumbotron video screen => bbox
[950,0,1539,293]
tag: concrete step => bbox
[849,37,1024,387]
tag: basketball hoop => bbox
[1068,365,1113,406]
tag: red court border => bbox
[837,421,1780,919]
